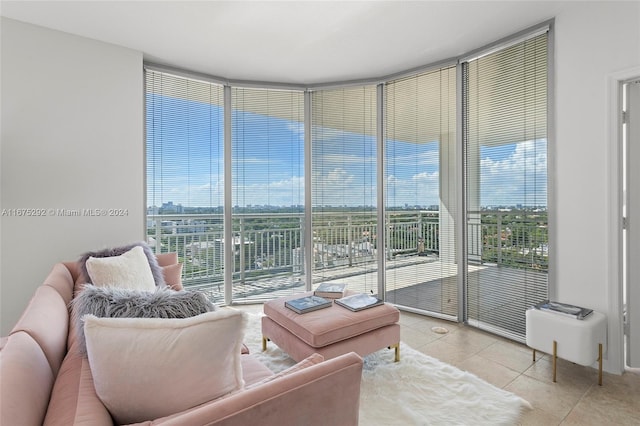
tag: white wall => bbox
[553,2,640,372]
[0,18,144,335]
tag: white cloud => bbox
[479,139,547,207]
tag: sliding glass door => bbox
[145,70,225,302]
[463,31,549,339]
[311,86,378,294]
[384,66,458,318]
[231,87,305,301]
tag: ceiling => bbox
[0,1,568,86]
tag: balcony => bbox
[148,209,548,329]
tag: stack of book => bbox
[533,300,593,320]
[313,282,348,299]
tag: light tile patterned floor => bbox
[398,310,640,425]
[236,304,640,425]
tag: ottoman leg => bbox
[262,336,268,352]
[389,343,400,362]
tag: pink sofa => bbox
[0,257,363,425]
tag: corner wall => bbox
[0,18,144,335]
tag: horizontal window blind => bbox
[146,70,224,212]
[311,86,378,294]
[145,69,224,300]
[464,32,548,340]
[385,65,457,318]
[231,87,305,300]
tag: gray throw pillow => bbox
[78,242,166,287]
[71,284,215,356]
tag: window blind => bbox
[463,32,549,339]
[231,87,305,300]
[384,65,458,318]
[145,69,224,298]
[311,86,378,294]
[146,70,224,212]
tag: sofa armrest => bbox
[142,351,363,426]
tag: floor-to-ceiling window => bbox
[144,22,551,340]
[145,69,225,302]
[384,65,458,318]
[463,30,549,340]
[311,86,378,294]
[231,87,305,301]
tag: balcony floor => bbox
[193,253,547,341]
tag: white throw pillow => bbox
[84,310,247,424]
[85,245,155,291]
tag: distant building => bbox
[161,201,183,213]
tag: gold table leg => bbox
[598,343,603,386]
[546,341,603,386]
[552,340,557,383]
[262,336,268,352]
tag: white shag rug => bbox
[243,313,531,426]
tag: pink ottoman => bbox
[262,292,400,362]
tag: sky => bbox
[147,93,547,210]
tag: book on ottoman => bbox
[313,282,348,299]
[285,295,332,314]
[335,293,384,312]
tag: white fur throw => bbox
[71,284,215,356]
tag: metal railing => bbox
[148,210,440,288]
[468,209,548,271]
[147,208,548,289]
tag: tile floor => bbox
[399,310,640,425]
[236,304,640,425]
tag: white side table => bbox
[525,308,607,385]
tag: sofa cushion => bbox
[79,241,165,287]
[84,310,247,424]
[238,354,275,387]
[155,252,178,267]
[10,285,69,376]
[162,262,184,291]
[246,353,324,389]
[43,262,75,306]
[43,340,113,426]
[85,245,156,291]
[71,284,215,356]
[0,332,56,426]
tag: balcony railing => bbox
[147,209,547,291]
[468,209,548,271]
